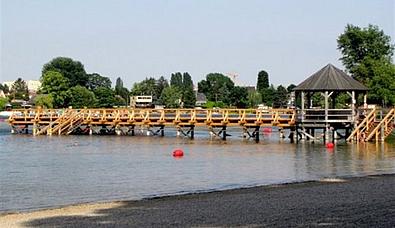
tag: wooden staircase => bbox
[347,108,395,142]
[36,109,85,135]
[346,108,376,142]
[365,108,395,142]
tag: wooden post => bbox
[190,125,195,139]
[222,126,227,140]
[351,91,356,128]
[255,126,260,143]
[130,125,135,136]
[160,125,164,137]
[301,91,305,123]
[324,91,329,141]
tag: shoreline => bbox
[0,173,385,215]
[1,173,395,227]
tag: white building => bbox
[3,80,41,93]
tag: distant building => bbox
[0,90,5,98]
[3,80,41,93]
[243,86,256,93]
[130,95,153,108]
[195,93,207,107]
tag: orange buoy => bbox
[172,149,184,157]
[326,142,334,148]
[263,128,272,133]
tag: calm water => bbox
[1,122,395,212]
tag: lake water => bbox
[1,122,395,213]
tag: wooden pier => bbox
[7,108,296,142]
[7,107,394,142]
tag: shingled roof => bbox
[293,64,368,91]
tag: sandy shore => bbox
[1,174,395,227]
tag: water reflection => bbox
[0,123,394,212]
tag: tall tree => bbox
[42,57,87,87]
[273,85,288,108]
[93,87,117,108]
[337,24,395,105]
[160,86,182,108]
[68,86,97,108]
[230,86,248,108]
[156,76,169,100]
[0,84,10,94]
[257,70,269,92]
[287,84,296,93]
[40,71,70,107]
[34,94,54,108]
[182,72,196,107]
[87,73,112,90]
[115,77,129,103]
[247,91,262,108]
[10,78,29,100]
[198,73,235,105]
[170,72,183,88]
[261,85,276,106]
[130,77,159,98]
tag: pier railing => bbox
[8,108,296,134]
[297,109,353,123]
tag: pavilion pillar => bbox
[301,91,305,123]
[324,91,329,141]
[363,94,368,109]
[351,91,356,128]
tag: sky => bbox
[1,0,394,88]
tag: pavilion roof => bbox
[293,64,368,92]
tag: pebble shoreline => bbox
[1,174,395,227]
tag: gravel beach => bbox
[1,174,395,227]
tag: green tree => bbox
[230,86,248,108]
[337,24,395,105]
[0,97,9,111]
[94,87,116,108]
[156,76,169,101]
[115,77,129,103]
[34,94,54,108]
[257,70,269,91]
[160,86,182,108]
[42,57,88,87]
[287,84,296,93]
[198,73,235,105]
[0,84,10,94]
[10,78,29,100]
[273,85,288,108]
[338,24,394,83]
[247,91,262,108]
[130,77,157,97]
[170,72,183,88]
[182,72,196,107]
[40,71,70,108]
[87,73,112,90]
[261,85,276,106]
[366,60,395,106]
[68,86,97,108]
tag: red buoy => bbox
[172,149,184,157]
[326,142,334,149]
[263,128,272,133]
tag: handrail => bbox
[346,108,376,142]
[365,108,395,141]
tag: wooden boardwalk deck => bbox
[8,107,394,142]
[8,108,296,140]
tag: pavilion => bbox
[293,63,368,141]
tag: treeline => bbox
[1,24,394,110]
[1,56,295,110]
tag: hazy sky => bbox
[1,0,394,88]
